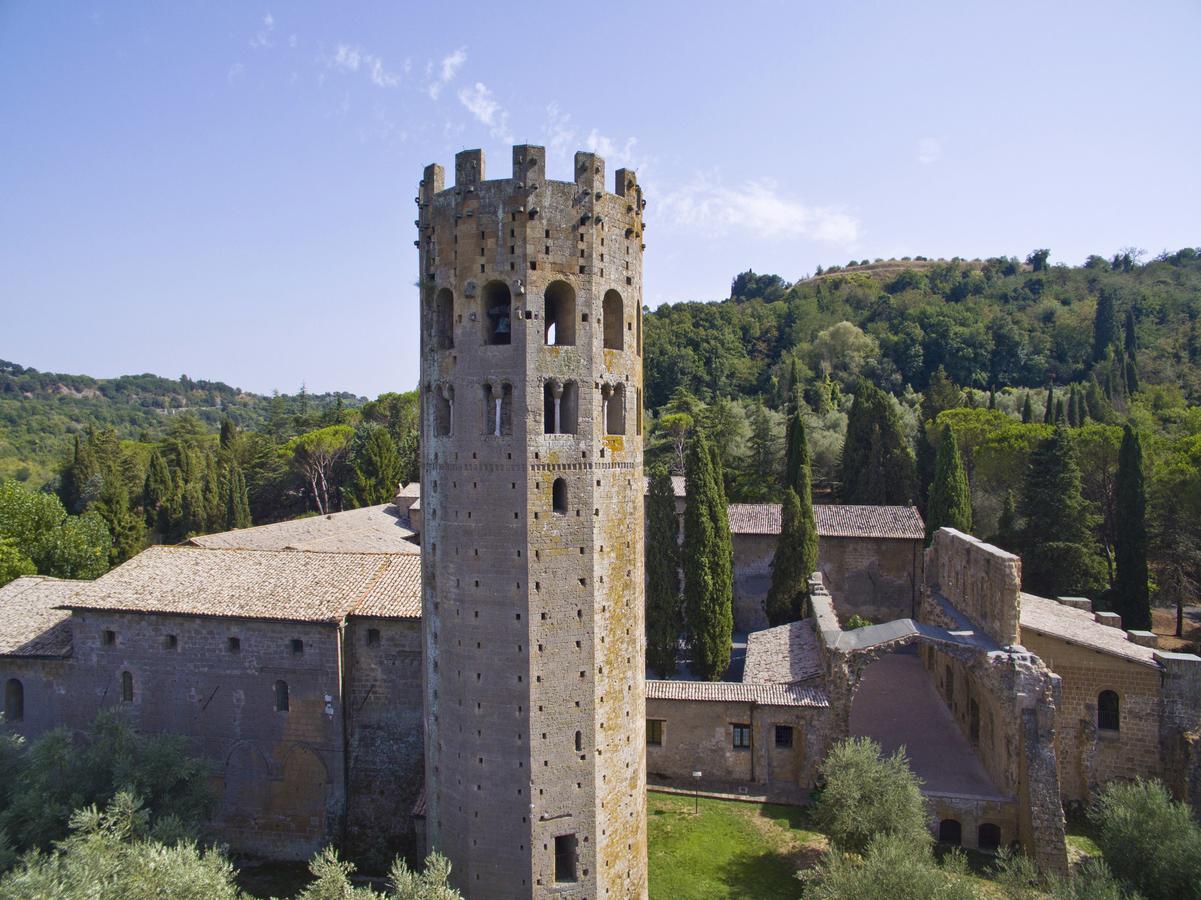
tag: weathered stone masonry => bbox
[418,146,648,899]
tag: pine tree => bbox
[683,432,733,681]
[645,467,682,677]
[1043,384,1055,424]
[1093,287,1117,362]
[1019,426,1104,597]
[349,427,404,508]
[1021,393,1034,424]
[783,408,810,497]
[925,425,972,543]
[839,381,916,505]
[1112,425,1150,629]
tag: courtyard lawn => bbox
[647,791,825,900]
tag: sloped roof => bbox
[1020,592,1158,668]
[0,576,84,657]
[726,503,924,540]
[62,546,421,623]
[187,504,420,554]
[646,679,828,708]
[743,619,823,684]
[642,475,687,498]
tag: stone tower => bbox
[417,146,648,898]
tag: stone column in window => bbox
[549,378,563,434]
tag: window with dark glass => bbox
[732,723,751,749]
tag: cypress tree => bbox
[783,408,810,497]
[988,387,997,410]
[1123,307,1138,356]
[219,416,237,452]
[142,450,172,530]
[839,381,916,505]
[1093,287,1117,361]
[645,467,681,677]
[1112,425,1150,629]
[225,463,251,530]
[1125,354,1140,394]
[1054,398,1066,425]
[1066,386,1078,427]
[765,488,817,626]
[1019,426,1104,597]
[925,425,972,543]
[992,489,1019,551]
[1021,393,1034,424]
[1043,384,1055,424]
[683,432,733,681]
[1086,376,1111,423]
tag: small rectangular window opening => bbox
[164,634,178,650]
[732,723,751,749]
[102,629,116,646]
[228,636,241,653]
[774,725,793,748]
[290,639,304,656]
[554,834,578,883]
[647,719,664,746]
[367,628,381,646]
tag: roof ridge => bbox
[348,557,396,617]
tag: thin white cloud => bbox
[427,47,467,98]
[226,62,245,84]
[542,103,576,158]
[917,137,942,164]
[458,81,513,142]
[658,174,859,244]
[328,43,402,88]
[288,33,298,49]
[249,11,275,49]
[584,129,642,171]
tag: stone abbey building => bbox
[2,147,1201,897]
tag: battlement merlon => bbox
[419,146,643,206]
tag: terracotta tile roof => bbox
[642,475,687,498]
[743,619,823,684]
[1020,592,1158,668]
[63,546,421,623]
[646,679,828,708]
[352,555,422,618]
[0,576,83,657]
[187,504,419,554]
[726,503,924,540]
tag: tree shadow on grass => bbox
[716,849,804,900]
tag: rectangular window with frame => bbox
[774,725,794,748]
[647,719,664,746]
[553,834,577,883]
[732,723,751,749]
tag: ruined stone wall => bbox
[419,146,647,898]
[1020,631,1163,803]
[926,528,1021,647]
[1156,651,1201,812]
[819,536,922,623]
[644,698,825,796]
[344,617,424,864]
[731,535,921,632]
[66,610,346,860]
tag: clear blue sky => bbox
[2,2,1197,397]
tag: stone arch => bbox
[433,288,454,350]
[4,678,23,722]
[978,822,1001,851]
[544,280,576,346]
[481,280,512,345]
[602,289,623,350]
[938,819,962,845]
[271,743,331,834]
[222,741,271,816]
[1098,689,1120,731]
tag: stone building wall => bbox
[644,698,825,796]
[343,616,424,864]
[1021,631,1163,803]
[0,657,73,738]
[66,609,346,860]
[418,145,647,898]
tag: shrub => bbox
[1090,778,1201,899]
[811,737,929,854]
[801,833,980,899]
[844,614,873,630]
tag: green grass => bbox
[647,791,824,900]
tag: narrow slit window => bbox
[433,288,454,350]
[5,679,23,722]
[275,680,290,712]
[121,671,134,703]
[552,478,568,515]
[1098,690,1120,731]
